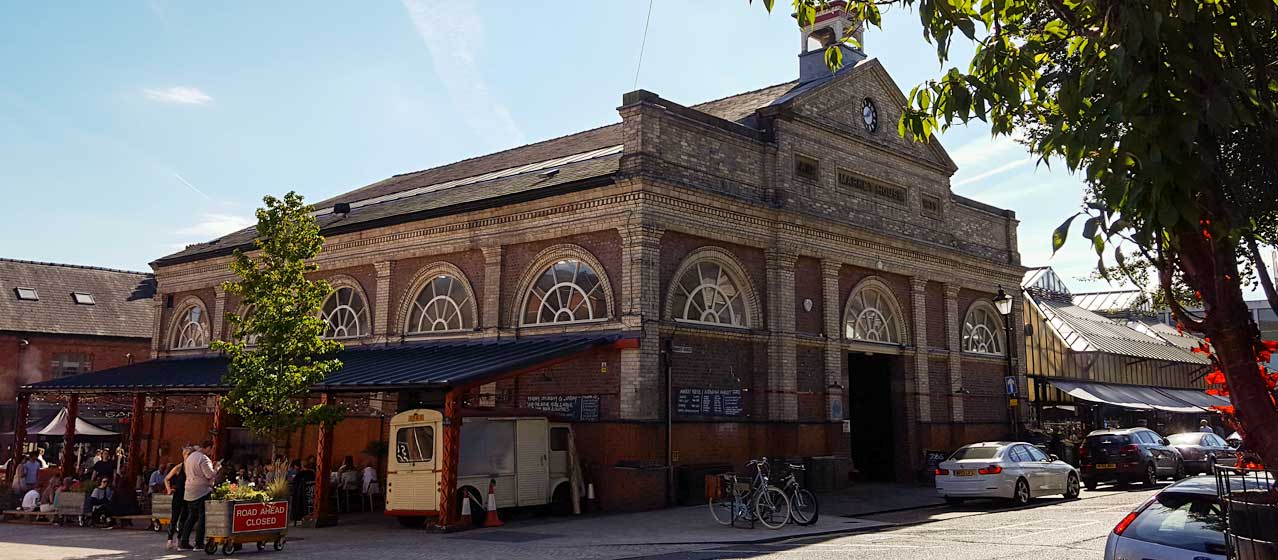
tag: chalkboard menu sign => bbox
[525,395,600,422]
[676,388,744,417]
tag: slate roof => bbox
[154,81,802,266]
[0,258,156,339]
[23,332,630,393]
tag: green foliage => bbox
[209,481,273,502]
[210,192,344,439]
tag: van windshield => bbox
[949,446,1000,460]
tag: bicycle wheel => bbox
[789,488,819,526]
[709,492,736,526]
[752,486,791,530]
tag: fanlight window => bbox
[238,305,261,346]
[843,284,903,344]
[962,304,1004,355]
[321,286,370,339]
[522,259,607,325]
[172,304,209,349]
[406,275,474,333]
[672,261,749,327]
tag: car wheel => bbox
[1084,478,1098,491]
[1064,473,1081,499]
[1206,455,1217,474]
[944,497,965,506]
[1174,459,1185,480]
[1143,463,1158,486]
[1012,479,1031,506]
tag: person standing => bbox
[163,447,191,551]
[21,451,42,493]
[178,441,221,551]
[1199,419,1216,434]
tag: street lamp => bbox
[993,286,1018,437]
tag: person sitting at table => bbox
[88,477,114,525]
[40,476,61,506]
[21,482,42,511]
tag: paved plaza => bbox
[0,483,1155,559]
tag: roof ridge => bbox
[686,79,798,108]
[385,122,622,181]
[0,257,152,277]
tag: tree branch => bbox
[1157,242,1207,332]
[1246,234,1278,317]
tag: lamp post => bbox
[993,286,1018,438]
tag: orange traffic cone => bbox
[460,492,473,525]
[484,479,504,527]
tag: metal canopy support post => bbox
[211,395,225,461]
[437,389,462,529]
[312,392,338,527]
[126,394,145,485]
[64,394,78,476]
[9,392,29,480]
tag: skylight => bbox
[72,292,95,305]
[15,287,38,301]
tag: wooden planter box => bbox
[55,491,87,517]
[205,500,289,539]
[151,494,172,519]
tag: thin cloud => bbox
[953,158,1034,187]
[143,86,213,105]
[176,213,253,238]
[401,0,525,146]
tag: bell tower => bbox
[798,0,866,83]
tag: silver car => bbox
[1105,476,1229,559]
[1167,432,1237,475]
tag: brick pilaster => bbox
[211,285,226,342]
[373,261,393,342]
[910,277,931,422]
[480,246,503,334]
[766,247,798,421]
[151,293,165,359]
[821,259,844,420]
[618,225,664,420]
[944,284,964,421]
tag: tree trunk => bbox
[1178,226,1278,476]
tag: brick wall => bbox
[0,333,150,401]
[926,282,947,350]
[794,256,824,335]
[666,332,766,419]
[796,345,826,421]
[960,358,1010,424]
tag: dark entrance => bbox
[847,353,897,481]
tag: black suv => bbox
[1079,428,1185,489]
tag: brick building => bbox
[28,4,1026,510]
[0,258,156,458]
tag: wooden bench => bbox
[2,509,56,524]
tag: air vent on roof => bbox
[72,292,95,305]
[15,287,38,301]
[539,169,560,179]
[333,202,351,215]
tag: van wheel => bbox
[396,515,426,528]
[460,487,486,528]
[549,483,573,516]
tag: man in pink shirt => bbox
[177,441,221,551]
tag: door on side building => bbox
[847,353,898,481]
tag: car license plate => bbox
[956,469,977,477]
[1096,463,1116,469]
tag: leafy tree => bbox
[211,192,344,441]
[755,0,1278,471]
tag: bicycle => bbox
[777,463,819,526]
[709,458,791,529]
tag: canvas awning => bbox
[22,332,636,394]
[28,407,117,436]
[1046,379,1230,413]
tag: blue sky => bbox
[1,1,1115,290]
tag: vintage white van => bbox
[385,408,577,527]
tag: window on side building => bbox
[50,353,92,378]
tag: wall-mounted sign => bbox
[671,345,693,354]
[525,395,600,422]
[676,388,744,417]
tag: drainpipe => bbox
[664,337,674,506]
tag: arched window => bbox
[404,266,476,334]
[668,249,756,328]
[521,259,608,325]
[236,305,260,346]
[171,300,209,349]
[962,302,1004,355]
[843,278,905,344]
[321,283,370,339]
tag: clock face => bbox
[862,98,878,132]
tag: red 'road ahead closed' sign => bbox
[232,501,288,533]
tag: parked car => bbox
[1104,476,1230,560]
[1166,432,1237,475]
[935,441,1080,506]
[1079,428,1185,489]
